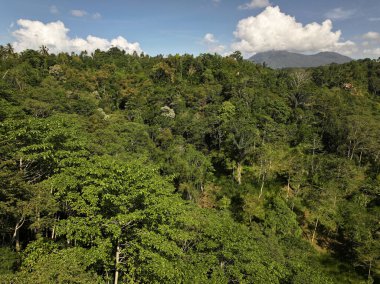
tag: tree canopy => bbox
[0,46,379,283]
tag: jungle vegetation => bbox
[0,45,379,283]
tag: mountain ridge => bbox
[249,50,352,69]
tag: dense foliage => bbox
[0,45,379,283]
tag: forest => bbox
[0,44,379,283]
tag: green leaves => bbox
[1,49,380,283]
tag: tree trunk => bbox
[51,214,60,240]
[114,243,120,284]
[368,260,372,283]
[259,174,265,199]
[311,218,319,244]
[311,137,316,173]
[1,69,9,80]
[236,162,242,185]
[35,210,41,236]
[350,143,356,160]
[286,175,291,199]
[13,217,25,252]
[14,229,20,252]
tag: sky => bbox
[1,0,380,58]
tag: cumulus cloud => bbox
[202,33,226,54]
[360,32,380,58]
[238,0,271,10]
[203,33,217,44]
[362,41,370,47]
[324,8,355,20]
[363,31,380,41]
[209,45,227,54]
[12,19,142,54]
[363,48,380,57]
[71,10,87,17]
[50,5,59,14]
[231,6,356,56]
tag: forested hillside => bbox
[249,51,352,69]
[0,45,379,283]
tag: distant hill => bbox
[249,50,352,69]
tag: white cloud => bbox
[71,10,87,17]
[92,12,102,20]
[50,5,59,14]
[324,8,355,20]
[231,6,356,56]
[203,33,217,44]
[209,45,226,54]
[369,17,380,22]
[363,31,380,41]
[12,19,142,54]
[362,41,370,47]
[363,48,380,57]
[360,32,380,58]
[202,33,226,54]
[238,0,270,10]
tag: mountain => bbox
[249,50,352,69]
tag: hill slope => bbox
[249,50,352,69]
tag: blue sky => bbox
[1,0,380,58]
